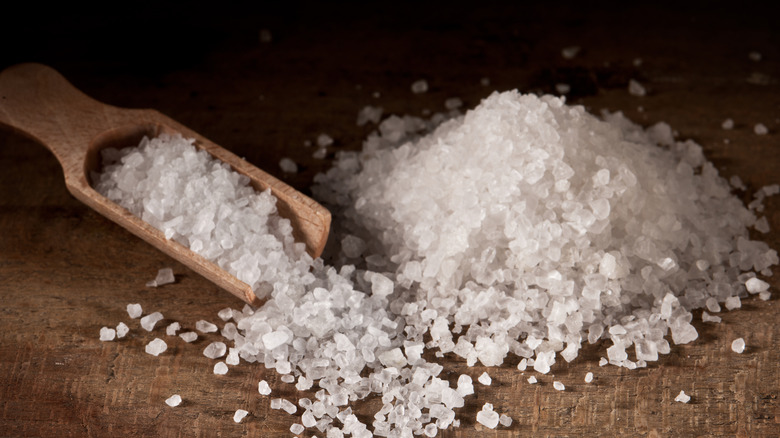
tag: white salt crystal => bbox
[561,46,580,59]
[270,399,282,410]
[599,358,608,367]
[290,423,305,435]
[214,362,228,375]
[317,133,334,147]
[701,312,721,323]
[296,376,313,391]
[555,83,571,95]
[674,390,690,403]
[722,118,734,130]
[99,327,116,341]
[527,376,537,384]
[553,381,565,391]
[217,308,233,321]
[116,322,129,338]
[262,330,290,350]
[517,358,528,371]
[628,79,646,96]
[233,409,248,423]
[166,322,180,336]
[499,414,512,427]
[302,410,316,427]
[204,342,227,359]
[444,97,463,110]
[179,332,197,342]
[759,291,771,300]
[585,372,594,383]
[165,394,182,407]
[258,380,272,395]
[281,399,297,414]
[281,374,295,383]
[140,312,164,331]
[731,338,746,353]
[145,338,167,356]
[225,348,239,366]
[127,303,142,319]
[746,277,770,293]
[195,320,218,333]
[476,403,499,429]
[146,268,175,287]
[279,158,298,174]
[725,296,741,310]
[477,372,492,386]
[456,374,474,397]
[357,106,384,126]
[754,123,769,135]
[411,80,428,94]
[755,216,770,233]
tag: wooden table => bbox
[1,4,778,437]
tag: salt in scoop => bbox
[0,63,331,305]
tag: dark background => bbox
[1,2,779,437]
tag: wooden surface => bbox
[1,3,778,437]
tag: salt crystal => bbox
[217,308,233,321]
[357,106,384,126]
[628,79,646,96]
[214,362,228,375]
[225,348,239,366]
[140,312,164,331]
[146,268,175,287]
[203,342,227,359]
[701,312,721,323]
[553,381,565,391]
[561,46,580,59]
[116,322,129,338]
[281,374,295,383]
[731,338,746,353]
[145,338,167,356]
[725,296,741,310]
[674,390,690,403]
[476,403,499,429]
[262,330,290,350]
[746,277,769,293]
[195,320,218,333]
[444,97,463,110]
[165,394,182,407]
[754,123,769,135]
[599,358,608,367]
[291,423,305,435]
[555,83,571,95]
[759,291,771,300]
[499,414,513,427]
[233,409,248,423]
[127,303,142,319]
[281,399,297,414]
[99,327,116,341]
[477,372,492,386]
[166,322,180,336]
[258,380,272,395]
[722,118,734,130]
[584,372,593,383]
[456,374,474,396]
[411,80,428,94]
[279,158,298,174]
[517,358,528,371]
[317,134,334,147]
[179,332,197,343]
[527,376,537,384]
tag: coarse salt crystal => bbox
[116,322,129,338]
[140,312,164,331]
[214,362,228,375]
[179,332,197,342]
[165,394,182,407]
[233,409,248,423]
[195,320,218,333]
[731,338,746,353]
[585,372,594,383]
[279,158,298,174]
[145,338,167,356]
[476,403,499,429]
[674,390,690,403]
[628,79,646,96]
[166,322,180,336]
[527,376,537,384]
[258,380,272,395]
[477,372,492,386]
[754,123,769,135]
[127,303,142,319]
[99,327,116,341]
[146,268,175,287]
[553,381,565,391]
[411,80,428,94]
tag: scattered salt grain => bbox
[759,291,771,300]
[555,83,571,94]
[411,79,428,94]
[478,372,492,386]
[674,390,690,403]
[140,312,164,331]
[233,409,248,423]
[116,322,129,338]
[279,158,298,174]
[99,327,116,341]
[456,374,474,397]
[722,118,734,130]
[499,413,513,427]
[561,46,580,59]
[281,399,297,415]
[290,423,304,435]
[165,394,182,407]
[553,381,565,391]
[725,296,741,310]
[166,322,180,336]
[517,358,527,371]
[217,308,233,321]
[195,320,218,333]
[754,123,769,135]
[444,97,463,110]
[213,361,228,375]
[258,380,272,395]
[146,268,175,287]
[281,374,295,383]
[731,338,746,353]
[476,403,499,429]
[179,332,197,342]
[701,312,722,323]
[317,133,334,147]
[746,277,770,294]
[145,338,167,356]
[204,342,227,359]
[628,79,646,96]
[527,376,537,384]
[127,303,142,319]
[599,358,608,367]
[585,372,594,383]
[225,348,239,366]
[312,147,327,159]
[357,106,383,126]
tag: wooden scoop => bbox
[0,63,330,306]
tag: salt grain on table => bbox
[165,394,182,407]
[233,409,248,423]
[116,322,129,338]
[126,303,142,319]
[140,312,164,331]
[99,327,116,341]
[731,338,746,353]
[145,338,167,356]
[146,268,175,287]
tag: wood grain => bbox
[1,3,778,437]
